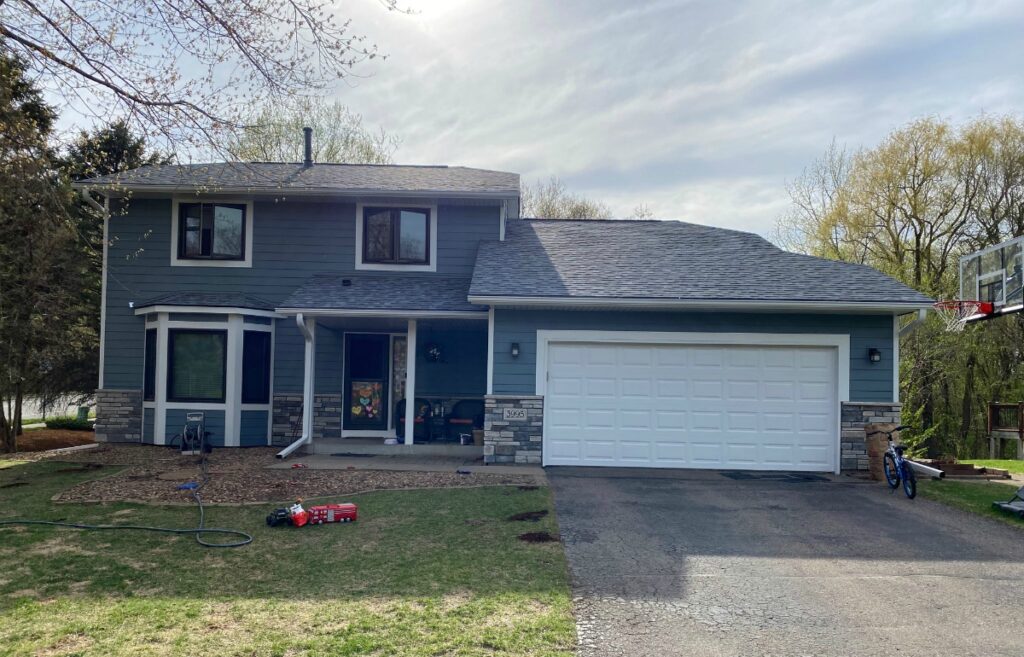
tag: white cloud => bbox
[54,0,1024,237]
[329,0,1024,235]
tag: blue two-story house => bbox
[76,136,931,474]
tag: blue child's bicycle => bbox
[867,425,916,499]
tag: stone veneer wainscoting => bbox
[841,401,902,470]
[272,393,344,445]
[483,395,544,464]
[94,389,142,442]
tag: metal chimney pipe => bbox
[302,127,313,167]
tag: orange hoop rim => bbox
[933,300,994,315]
[933,300,994,331]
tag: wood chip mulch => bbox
[9,430,96,452]
[10,444,539,505]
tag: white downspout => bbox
[899,308,929,338]
[276,313,316,458]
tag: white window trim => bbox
[136,305,281,319]
[354,201,438,272]
[170,197,254,268]
[892,316,900,404]
[534,330,851,475]
[143,311,274,446]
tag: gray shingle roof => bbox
[469,220,933,306]
[136,291,276,311]
[279,275,485,313]
[75,162,519,196]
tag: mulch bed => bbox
[9,429,95,452]
[6,444,540,505]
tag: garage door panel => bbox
[725,442,759,464]
[689,442,724,464]
[692,380,724,400]
[726,380,759,400]
[544,342,838,472]
[620,378,653,398]
[583,440,617,461]
[619,440,652,462]
[726,411,758,431]
[655,410,686,429]
[585,378,616,397]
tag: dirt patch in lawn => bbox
[518,531,558,543]
[10,430,95,452]
[19,444,541,505]
[508,509,548,522]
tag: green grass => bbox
[0,459,574,656]
[960,459,1024,474]
[918,478,1024,528]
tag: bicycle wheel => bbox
[901,462,917,499]
[882,453,900,489]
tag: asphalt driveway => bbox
[548,469,1024,657]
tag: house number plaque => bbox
[502,408,528,421]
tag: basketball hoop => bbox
[933,300,994,332]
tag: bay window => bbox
[167,329,227,402]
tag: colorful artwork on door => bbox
[350,381,383,420]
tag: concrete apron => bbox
[266,453,546,478]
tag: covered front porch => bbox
[272,276,491,458]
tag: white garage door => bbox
[543,342,838,471]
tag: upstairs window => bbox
[362,207,430,265]
[178,203,246,260]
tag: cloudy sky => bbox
[324,0,1024,236]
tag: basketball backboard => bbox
[959,235,1024,321]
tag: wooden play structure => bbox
[988,402,1024,459]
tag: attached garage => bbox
[537,332,850,473]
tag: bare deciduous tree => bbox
[521,176,613,220]
[773,115,1024,458]
[228,98,398,164]
[0,0,399,154]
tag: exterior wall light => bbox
[510,342,520,358]
[868,348,882,363]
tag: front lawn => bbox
[0,459,574,656]
[959,459,1024,475]
[918,478,1024,529]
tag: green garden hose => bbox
[0,451,252,548]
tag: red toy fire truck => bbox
[266,500,358,528]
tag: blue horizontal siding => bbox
[240,410,269,446]
[492,310,896,403]
[103,198,500,389]
[415,323,487,397]
[164,409,226,447]
[142,408,155,444]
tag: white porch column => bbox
[299,314,317,443]
[224,314,244,447]
[404,319,417,446]
[153,312,169,445]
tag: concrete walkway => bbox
[267,453,545,478]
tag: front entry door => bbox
[344,334,390,431]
